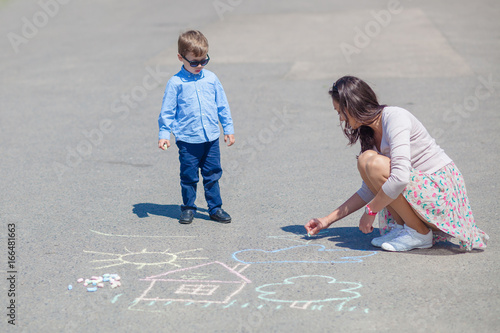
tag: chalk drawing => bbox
[178,272,212,281]
[84,247,208,269]
[90,229,195,238]
[232,244,377,264]
[255,275,363,310]
[129,262,251,312]
[111,294,123,304]
[175,284,220,296]
[267,230,329,244]
[123,298,368,312]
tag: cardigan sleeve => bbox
[381,111,412,199]
[357,181,375,203]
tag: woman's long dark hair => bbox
[329,76,385,153]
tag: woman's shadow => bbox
[281,224,465,255]
[282,225,378,251]
[132,203,211,221]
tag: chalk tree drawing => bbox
[232,244,377,264]
[84,247,208,269]
[129,262,251,312]
[256,275,362,310]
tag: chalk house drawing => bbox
[256,275,362,311]
[233,244,377,264]
[129,262,251,312]
[84,247,208,269]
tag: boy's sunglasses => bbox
[182,54,210,67]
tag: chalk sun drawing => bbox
[232,244,377,264]
[84,248,208,270]
[255,275,362,310]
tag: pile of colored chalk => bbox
[75,274,122,292]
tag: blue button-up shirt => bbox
[158,66,234,143]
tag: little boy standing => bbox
[158,30,235,224]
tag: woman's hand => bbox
[305,217,329,236]
[359,213,376,233]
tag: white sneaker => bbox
[381,225,433,252]
[371,224,404,247]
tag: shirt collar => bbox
[180,65,204,79]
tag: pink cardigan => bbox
[357,106,452,201]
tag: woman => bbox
[304,76,488,251]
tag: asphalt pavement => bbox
[1,0,499,332]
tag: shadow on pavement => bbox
[281,224,473,255]
[281,225,378,251]
[405,242,482,256]
[132,203,211,220]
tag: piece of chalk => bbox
[307,233,311,237]
[163,143,168,150]
[87,287,98,292]
[68,285,73,290]
[97,283,104,288]
[77,278,84,283]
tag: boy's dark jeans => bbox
[176,139,223,215]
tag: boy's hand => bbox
[224,134,235,147]
[159,139,170,150]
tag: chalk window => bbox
[175,284,219,296]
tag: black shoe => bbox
[209,209,231,223]
[179,210,195,224]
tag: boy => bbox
[158,30,235,224]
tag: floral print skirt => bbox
[378,162,489,251]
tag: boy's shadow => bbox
[132,203,211,221]
[281,225,465,254]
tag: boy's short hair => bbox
[178,30,209,57]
